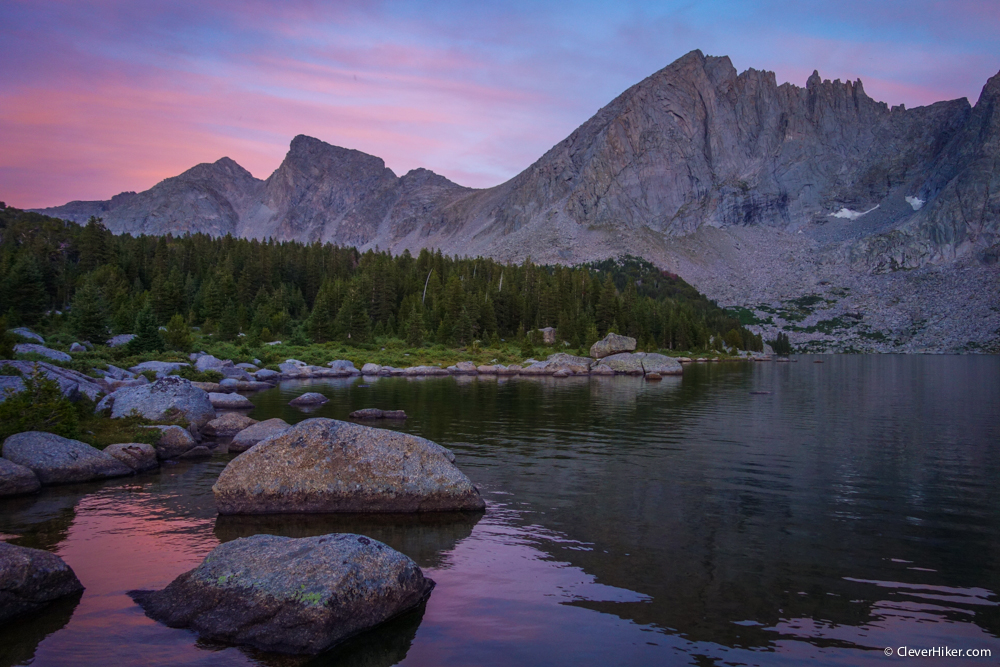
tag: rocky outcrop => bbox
[129,533,433,654]
[228,418,290,453]
[2,432,133,484]
[213,418,484,514]
[110,377,216,428]
[204,413,257,437]
[590,334,637,359]
[0,361,104,401]
[0,542,84,623]
[9,328,44,344]
[598,352,645,375]
[0,457,41,496]
[104,443,159,472]
[14,344,71,362]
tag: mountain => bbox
[33,50,1000,353]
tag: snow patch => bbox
[829,204,880,220]
[905,196,924,211]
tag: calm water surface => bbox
[2,355,999,666]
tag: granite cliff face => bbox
[35,50,1000,352]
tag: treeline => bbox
[0,206,761,352]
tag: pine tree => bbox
[70,281,109,344]
[4,254,47,324]
[405,315,424,347]
[164,313,193,352]
[128,302,163,353]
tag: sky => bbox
[2,0,999,209]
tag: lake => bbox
[2,355,998,666]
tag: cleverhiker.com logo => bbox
[885,646,992,658]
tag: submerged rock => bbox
[1,432,133,484]
[129,533,433,654]
[289,392,328,407]
[213,418,485,514]
[0,542,84,623]
[111,377,216,428]
[228,418,290,453]
[204,413,258,437]
[0,457,41,497]
[589,333,637,359]
[349,408,407,420]
[104,443,159,472]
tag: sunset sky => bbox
[3,0,999,209]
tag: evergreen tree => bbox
[69,281,109,344]
[218,303,240,341]
[405,315,424,347]
[4,254,47,324]
[0,316,15,358]
[164,313,193,352]
[128,302,163,353]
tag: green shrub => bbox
[0,372,80,441]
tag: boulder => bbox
[194,355,229,373]
[209,392,253,410]
[235,381,272,392]
[645,372,662,381]
[520,362,554,376]
[538,327,556,345]
[129,533,433,655]
[589,333,637,359]
[235,363,258,371]
[0,376,26,401]
[229,418,290,453]
[349,409,407,420]
[552,369,571,378]
[327,360,360,375]
[104,443,159,472]
[9,327,44,344]
[14,344,71,363]
[144,425,198,459]
[204,413,258,438]
[254,369,280,383]
[101,364,135,380]
[640,353,683,376]
[278,362,305,375]
[361,363,381,375]
[130,361,189,377]
[69,342,86,353]
[0,457,41,496]
[288,392,328,407]
[219,378,240,391]
[476,365,499,374]
[111,377,216,428]
[0,542,84,623]
[218,366,252,381]
[2,432,133,484]
[213,418,485,514]
[590,364,615,375]
[496,364,521,375]
[402,366,448,376]
[191,381,222,393]
[107,334,136,348]
[545,353,592,374]
[598,352,645,375]
[448,361,478,375]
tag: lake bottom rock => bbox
[129,533,433,655]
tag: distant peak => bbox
[977,68,1000,105]
[807,70,822,88]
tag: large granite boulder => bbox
[14,344,71,363]
[130,361,189,377]
[327,360,360,375]
[589,333,637,359]
[129,533,433,654]
[204,413,258,437]
[110,377,216,428]
[288,392,328,407]
[0,361,104,401]
[640,353,684,376]
[69,342,86,353]
[144,425,198,459]
[0,542,84,622]
[9,327,44,344]
[2,432,133,484]
[228,418,290,453]
[194,355,229,373]
[218,366,252,381]
[254,369,280,383]
[104,443,159,472]
[597,352,646,375]
[361,363,381,375]
[545,353,592,374]
[213,418,485,514]
[0,457,41,496]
